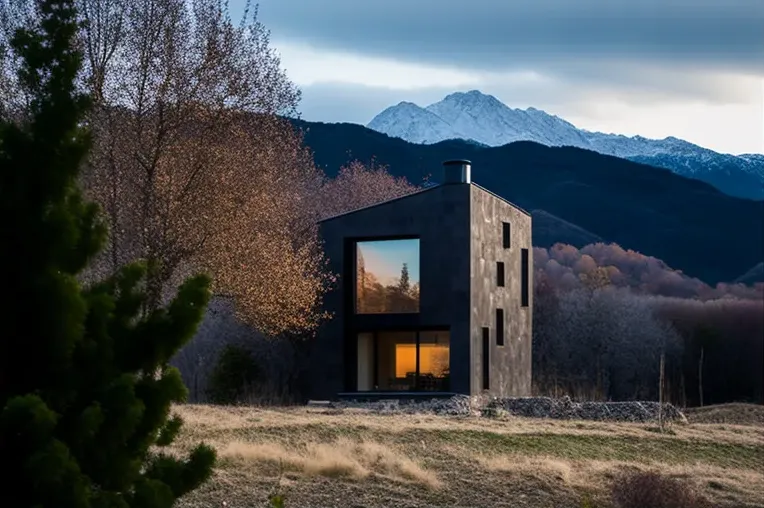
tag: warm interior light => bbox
[395,343,449,377]
[395,344,416,377]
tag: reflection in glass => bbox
[357,332,374,391]
[418,330,450,392]
[356,239,420,314]
[377,332,417,391]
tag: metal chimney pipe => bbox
[442,159,471,184]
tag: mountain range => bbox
[290,117,764,285]
[366,91,764,200]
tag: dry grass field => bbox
[171,403,764,508]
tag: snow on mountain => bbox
[425,90,592,148]
[366,90,764,199]
[740,154,764,165]
[366,101,455,145]
[367,90,735,160]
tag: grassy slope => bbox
[173,404,764,508]
[685,403,764,426]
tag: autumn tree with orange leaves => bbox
[1,0,349,336]
[320,159,424,219]
[171,159,421,400]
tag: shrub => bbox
[207,344,262,404]
[611,471,711,508]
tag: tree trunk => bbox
[680,371,686,408]
[659,351,665,431]
[698,346,705,408]
[193,370,198,403]
[596,355,602,401]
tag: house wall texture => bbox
[470,185,533,397]
[309,184,472,400]
[309,180,532,400]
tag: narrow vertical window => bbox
[521,248,529,307]
[497,261,505,287]
[482,327,490,390]
[496,308,504,346]
[502,222,511,249]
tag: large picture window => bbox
[356,238,420,314]
[356,330,449,392]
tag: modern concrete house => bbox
[309,160,532,400]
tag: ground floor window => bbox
[356,330,450,392]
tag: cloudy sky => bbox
[245,0,763,155]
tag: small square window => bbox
[502,222,511,249]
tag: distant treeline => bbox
[533,243,763,406]
[534,242,763,300]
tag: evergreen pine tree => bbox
[0,1,215,506]
[398,262,411,294]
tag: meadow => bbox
[172,403,764,508]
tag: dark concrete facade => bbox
[309,163,532,400]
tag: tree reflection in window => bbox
[356,239,420,314]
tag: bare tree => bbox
[658,350,666,430]
[319,159,422,219]
[2,0,425,392]
[533,286,683,401]
[1,0,347,336]
[652,298,762,406]
[698,345,704,407]
[0,0,39,121]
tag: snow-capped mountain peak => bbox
[365,90,764,200]
[421,90,589,148]
[366,101,455,145]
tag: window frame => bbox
[352,235,422,315]
[353,328,451,392]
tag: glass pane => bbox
[376,331,417,391]
[356,239,420,314]
[357,333,374,391]
[419,330,450,392]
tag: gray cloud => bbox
[255,0,764,76]
[296,66,756,127]
[295,83,408,124]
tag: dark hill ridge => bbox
[292,119,764,285]
[736,262,764,284]
[530,210,603,247]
